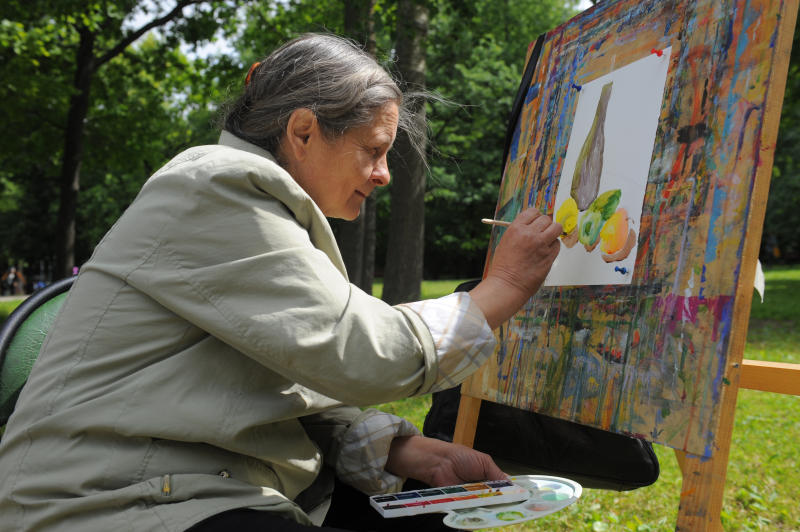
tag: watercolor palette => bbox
[369,479,530,518]
[441,475,582,530]
[369,475,581,529]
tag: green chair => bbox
[0,277,74,434]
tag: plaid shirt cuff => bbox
[400,292,496,392]
[335,409,421,495]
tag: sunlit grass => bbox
[3,268,798,530]
[377,265,800,531]
[371,278,472,300]
[0,299,24,323]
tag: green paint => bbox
[496,511,526,521]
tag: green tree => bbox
[332,0,380,294]
[382,0,429,304]
[421,0,578,278]
[764,24,800,263]
[0,0,243,278]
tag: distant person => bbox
[1,266,25,296]
[0,33,561,531]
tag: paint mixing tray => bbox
[369,475,581,529]
[441,475,582,530]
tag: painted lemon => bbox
[556,197,579,235]
[599,208,629,254]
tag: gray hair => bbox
[223,33,424,162]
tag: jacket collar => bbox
[216,131,348,280]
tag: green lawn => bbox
[2,269,798,530]
[374,266,800,531]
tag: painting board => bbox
[546,48,671,286]
[462,0,794,457]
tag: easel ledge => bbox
[739,359,800,396]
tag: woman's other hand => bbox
[470,207,562,329]
[385,435,506,487]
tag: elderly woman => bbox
[0,34,561,531]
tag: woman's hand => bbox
[470,207,562,329]
[385,435,506,487]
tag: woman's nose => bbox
[370,156,391,186]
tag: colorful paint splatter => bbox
[463,0,791,457]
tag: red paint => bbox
[660,293,734,341]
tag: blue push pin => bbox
[571,83,582,91]
[614,266,628,275]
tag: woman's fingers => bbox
[470,207,565,328]
[514,207,542,225]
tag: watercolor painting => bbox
[548,49,671,286]
[463,0,790,457]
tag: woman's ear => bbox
[283,108,317,162]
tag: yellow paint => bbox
[599,208,629,254]
[556,197,579,235]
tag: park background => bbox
[0,1,798,530]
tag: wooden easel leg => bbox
[674,382,742,530]
[452,395,481,447]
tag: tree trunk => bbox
[338,0,378,293]
[382,0,428,304]
[50,1,203,278]
[55,27,95,278]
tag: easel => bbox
[454,1,800,529]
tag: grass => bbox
[0,299,24,323]
[371,278,474,300]
[2,270,798,530]
[374,266,800,531]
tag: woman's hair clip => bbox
[245,61,261,86]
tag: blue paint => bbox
[703,185,728,265]
[589,35,609,51]
[509,121,522,161]
[525,83,539,104]
[720,3,760,167]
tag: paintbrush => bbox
[480,218,511,227]
[482,217,569,237]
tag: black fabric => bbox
[500,33,545,173]
[189,509,350,531]
[189,478,450,532]
[323,478,450,532]
[422,280,659,491]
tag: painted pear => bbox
[571,81,613,210]
[587,189,621,221]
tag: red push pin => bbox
[651,48,663,57]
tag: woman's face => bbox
[283,102,399,220]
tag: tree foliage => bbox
[2,0,795,289]
[763,24,800,264]
[420,0,577,278]
[0,0,242,280]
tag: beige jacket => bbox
[0,132,438,531]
